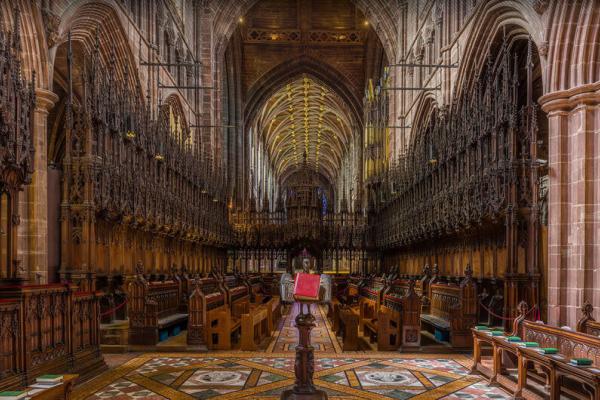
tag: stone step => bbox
[100,344,129,354]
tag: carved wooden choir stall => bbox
[472,301,600,400]
[0,8,106,391]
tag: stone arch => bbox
[407,94,438,154]
[0,1,50,88]
[48,0,145,164]
[544,0,600,92]
[53,0,142,93]
[452,0,545,101]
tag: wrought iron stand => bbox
[281,302,328,400]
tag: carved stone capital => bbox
[35,88,59,113]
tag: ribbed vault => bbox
[255,75,355,185]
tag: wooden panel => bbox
[0,284,105,391]
[0,300,22,388]
[248,0,298,29]
[310,0,356,29]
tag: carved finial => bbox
[464,264,473,278]
[12,4,21,53]
[432,263,439,276]
[135,261,144,276]
[510,301,530,337]
[422,263,431,276]
[577,301,595,333]
[517,301,528,316]
[582,301,594,318]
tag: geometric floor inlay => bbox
[74,352,511,399]
[77,303,511,399]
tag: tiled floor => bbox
[79,304,512,399]
[76,352,511,399]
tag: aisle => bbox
[266,302,342,353]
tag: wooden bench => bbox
[128,272,187,345]
[381,280,422,350]
[222,274,251,318]
[328,297,342,328]
[420,265,476,348]
[240,304,270,350]
[473,302,600,400]
[359,279,422,351]
[264,295,281,332]
[358,277,387,335]
[244,273,266,303]
[347,275,363,304]
[187,277,240,349]
[337,306,359,351]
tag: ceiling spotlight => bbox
[239,17,244,23]
[364,20,369,27]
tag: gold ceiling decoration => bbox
[255,76,354,184]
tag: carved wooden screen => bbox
[0,7,36,281]
[378,34,545,319]
[58,30,230,287]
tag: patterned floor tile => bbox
[78,303,512,400]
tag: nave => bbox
[1,0,600,399]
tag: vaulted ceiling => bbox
[223,0,387,200]
[255,76,355,184]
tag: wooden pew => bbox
[337,307,359,351]
[222,274,251,319]
[347,275,364,304]
[328,297,341,328]
[240,304,270,350]
[471,301,528,385]
[358,276,387,335]
[244,273,266,303]
[264,296,281,332]
[186,277,240,349]
[359,279,422,351]
[473,302,600,400]
[420,265,477,348]
[381,280,422,350]
[128,271,187,345]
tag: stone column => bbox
[540,82,600,327]
[18,88,59,283]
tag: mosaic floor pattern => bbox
[74,352,511,399]
[267,302,341,353]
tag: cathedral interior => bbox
[0,0,600,399]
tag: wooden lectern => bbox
[281,273,328,400]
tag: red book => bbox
[293,273,321,301]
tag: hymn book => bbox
[293,273,321,301]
